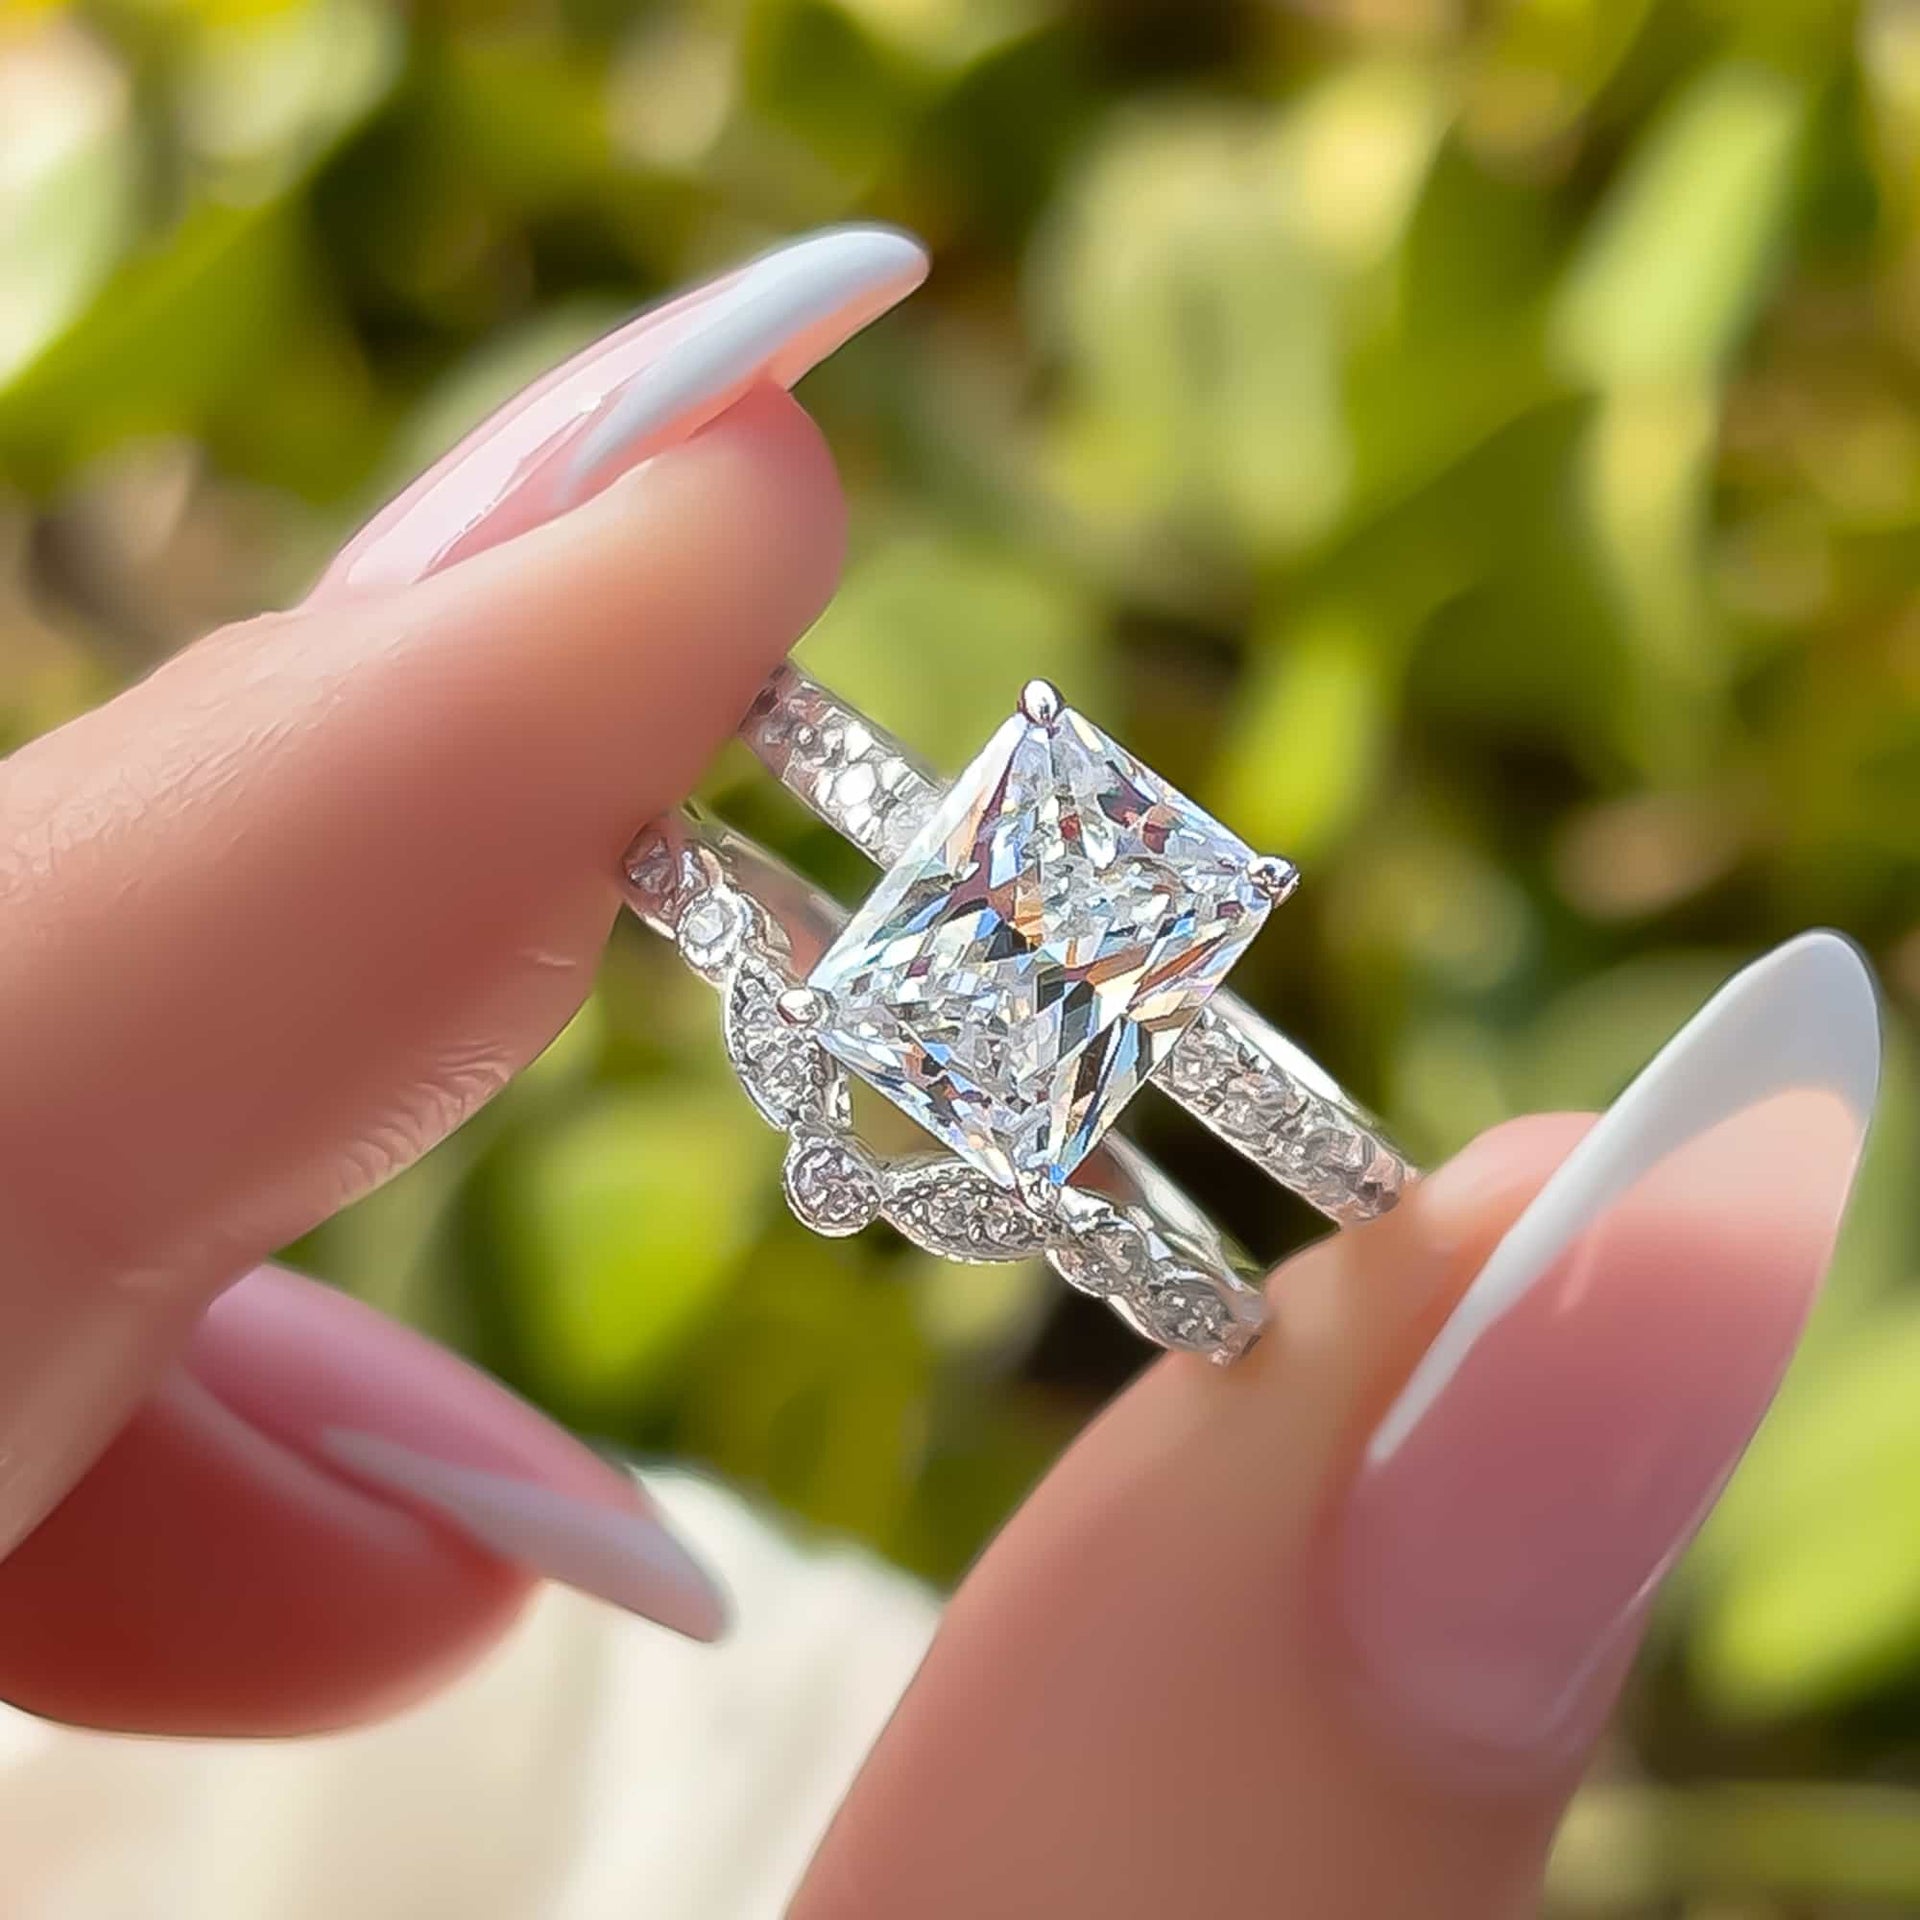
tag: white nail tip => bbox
[1367,931,1880,1464]
[319,1430,728,1643]
[562,223,928,496]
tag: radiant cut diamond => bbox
[806,702,1273,1191]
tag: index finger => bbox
[0,227,925,1562]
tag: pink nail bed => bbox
[1338,933,1879,1769]
[308,224,927,602]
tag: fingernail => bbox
[1339,931,1880,1768]
[187,1268,728,1642]
[320,1431,727,1642]
[310,224,927,602]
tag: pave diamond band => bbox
[620,664,1411,1366]
[622,811,1269,1362]
[743,664,1410,1228]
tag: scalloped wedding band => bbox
[620,664,1411,1365]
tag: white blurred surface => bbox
[0,1474,938,1918]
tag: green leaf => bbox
[1034,69,1446,562]
[501,1088,777,1410]
[1552,1781,1920,1911]
[428,33,614,207]
[175,0,400,196]
[0,197,300,484]
[1035,103,1351,559]
[677,1228,932,1545]
[826,0,1043,77]
[1470,0,1661,155]
[1689,1297,1920,1719]
[0,23,138,389]
[1552,62,1808,388]
[1511,950,1747,1114]
[1345,137,1557,515]
[795,532,1102,768]
[1210,603,1392,859]
[0,0,398,493]
[741,0,924,188]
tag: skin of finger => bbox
[0,1263,675,1735]
[0,1369,528,1736]
[792,1117,1597,1920]
[0,387,843,1562]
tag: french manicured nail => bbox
[321,1430,727,1643]
[309,224,927,602]
[189,1269,728,1642]
[1340,931,1880,1766]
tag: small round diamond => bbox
[1166,1028,1232,1099]
[783,1134,882,1237]
[1051,1214,1152,1297]
[742,1033,819,1113]
[1136,1277,1236,1351]
[623,829,679,908]
[882,1161,1047,1262]
[725,962,847,1128]
[675,889,749,974]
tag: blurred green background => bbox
[4,0,1920,1909]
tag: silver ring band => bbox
[622,809,1270,1361]
[619,666,1413,1365]
[740,665,1410,1227]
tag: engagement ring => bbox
[622,665,1411,1364]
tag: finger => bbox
[0,1265,721,1736]
[0,225,924,1559]
[794,932,1879,1919]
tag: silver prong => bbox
[776,985,825,1029]
[1018,678,1063,727]
[1248,855,1301,905]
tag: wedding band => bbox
[621,664,1412,1364]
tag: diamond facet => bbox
[807,704,1272,1190]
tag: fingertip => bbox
[0,1371,534,1737]
[0,1269,718,1736]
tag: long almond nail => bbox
[321,1430,727,1642]
[1339,931,1879,1767]
[309,224,927,602]
[188,1268,729,1643]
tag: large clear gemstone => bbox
[806,704,1271,1191]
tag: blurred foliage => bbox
[3,0,1920,1910]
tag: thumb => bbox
[794,932,1878,1918]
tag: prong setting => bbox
[776,985,825,1029]
[1248,855,1301,905]
[1018,678,1063,727]
[643,662,1410,1365]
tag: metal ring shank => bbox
[740,663,1412,1224]
[622,808,1268,1362]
